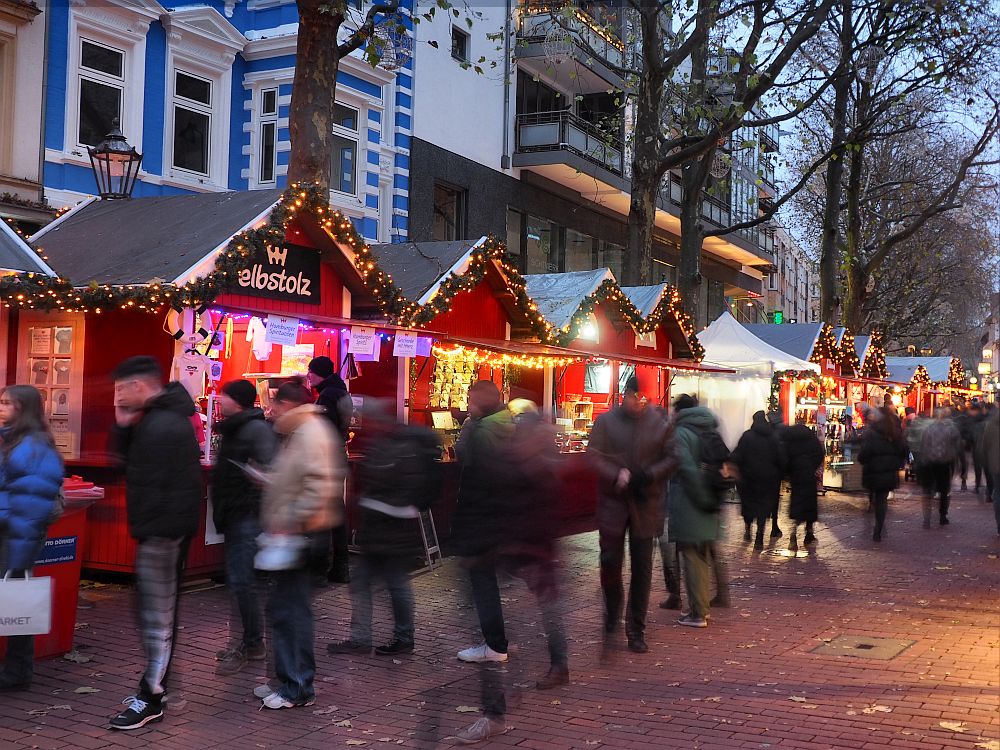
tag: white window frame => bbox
[170,68,214,177]
[76,38,127,149]
[331,101,362,197]
[62,6,152,160]
[257,87,279,185]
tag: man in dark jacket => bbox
[919,409,963,528]
[211,379,277,676]
[109,356,202,730]
[328,401,441,657]
[859,409,907,541]
[588,376,677,653]
[781,417,825,550]
[306,356,353,584]
[730,411,787,550]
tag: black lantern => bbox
[88,119,142,199]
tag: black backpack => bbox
[698,428,734,509]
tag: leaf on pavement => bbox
[73,686,100,694]
[974,741,1000,750]
[455,706,480,713]
[346,742,367,747]
[313,705,339,715]
[863,705,893,714]
[940,721,969,733]
[62,651,92,664]
[789,696,807,702]
[334,719,353,727]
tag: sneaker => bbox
[261,691,315,710]
[253,683,277,699]
[457,644,508,663]
[536,666,569,690]
[658,595,681,610]
[216,644,241,660]
[453,716,507,744]
[627,637,648,653]
[374,639,414,656]
[327,639,371,655]
[677,614,708,629]
[109,696,164,730]
[215,646,247,676]
[246,642,266,661]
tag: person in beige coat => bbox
[257,380,342,710]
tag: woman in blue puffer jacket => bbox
[0,385,64,692]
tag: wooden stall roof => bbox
[525,269,615,330]
[29,190,283,285]
[366,239,485,303]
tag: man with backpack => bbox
[589,376,677,653]
[918,408,963,527]
[668,396,728,628]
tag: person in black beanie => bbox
[306,356,354,584]
[211,379,277,675]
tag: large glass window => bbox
[78,39,125,147]
[505,208,523,269]
[433,182,466,241]
[565,229,594,272]
[525,215,557,273]
[172,71,212,174]
[599,241,625,279]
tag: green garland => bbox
[768,369,824,413]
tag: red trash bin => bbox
[0,496,95,660]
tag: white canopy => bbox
[698,311,819,374]
[671,312,818,448]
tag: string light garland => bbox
[769,369,825,413]
[860,331,888,379]
[837,330,861,375]
[431,342,580,370]
[809,323,840,365]
[908,365,933,392]
[946,357,964,388]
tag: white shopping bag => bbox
[0,572,52,636]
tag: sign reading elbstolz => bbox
[237,242,321,305]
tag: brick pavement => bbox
[1,482,997,750]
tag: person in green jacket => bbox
[668,399,722,629]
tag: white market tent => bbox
[672,311,819,448]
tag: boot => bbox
[743,522,752,542]
[803,523,817,544]
[788,533,798,552]
[770,522,783,539]
[753,531,764,551]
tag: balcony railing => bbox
[515,110,624,175]
[518,2,625,70]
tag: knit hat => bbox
[222,379,257,410]
[673,393,698,411]
[623,375,641,395]
[308,356,335,379]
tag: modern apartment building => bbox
[763,224,817,324]
[408,0,777,325]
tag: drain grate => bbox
[811,635,914,660]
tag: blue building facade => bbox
[41,0,413,242]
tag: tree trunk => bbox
[287,0,345,188]
[622,5,665,286]
[678,155,711,327]
[819,0,853,323]
[841,127,865,331]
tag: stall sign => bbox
[265,315,300,346]
[349,326,377,356]
[393,330,418,358]
[822,358,839,375]
[236,242,321,305]
[34,536,77,566]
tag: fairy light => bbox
[432,342,579,370]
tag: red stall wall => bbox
[425,280,511,339]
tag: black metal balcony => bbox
[515,110,624,176]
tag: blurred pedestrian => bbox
[780,416,825,551]
[918,408,963,528]
[730,411,787,550]
[450,381,515,744]
[257,380,341,710]
[306,356,352,585]
[504,398,568,689]
[210,379,277,675]
[0,385,64,692]
[588,376,676,653]
[980,406,999,535]
[668,396,723,628]
[858,408,907,541]
[968,402,988,496]
[109,357,202,730]
[952,403,972,491]
[328,401,441,657]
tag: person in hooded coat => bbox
[729,411,787,550]
[0,385,64,692]
[780,417,825,550]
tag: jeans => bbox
[708,543,729,602]
[267,565,315,703]
[678,543,711,618]
[599,528,653,640]
[0,539,34,683]
[349,554,414,645]
[222,517,263,649]
[135,537,188,699]
[467,555,507,654]
[921,462,952,522]
[657,536,681,599]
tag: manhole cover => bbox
[811,635,914,660]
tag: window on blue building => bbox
[172,71,212,175]
[78,39,124,147]
[258,88,278,184]
[331,102,360,195]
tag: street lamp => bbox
[88,118,142,200]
